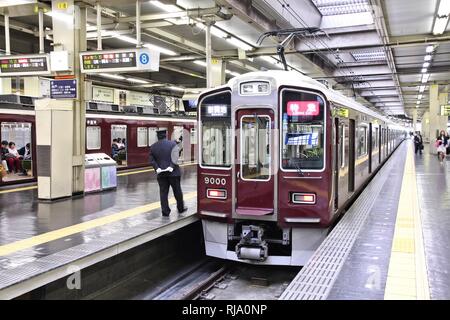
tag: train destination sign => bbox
[287,101,320,116]
[0,54,51,77]
[80,48,160,73]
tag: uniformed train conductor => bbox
[149,130,187,216]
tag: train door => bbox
[111,124,127,167]
[333,117,339,210]
[348,119,355,192]
[236,109,274,216]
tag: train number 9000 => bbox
[204,177,227,186]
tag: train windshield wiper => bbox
[292,158,305,176]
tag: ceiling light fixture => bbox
[419,85,426,93]
[423,62,430,68]
[421,68,428,73]
[426,45,435,53]
[226,37,253,51]
[421,73,431,83]
[149,0,181,13]
[424,55,432,61]
[126,77,149,84]
[418,94,423,100]
[99,73,126,80]
[433,0,450,35]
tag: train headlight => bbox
[292,193,316,204]
[207,188,227,200]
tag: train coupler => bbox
[235,225,268,261]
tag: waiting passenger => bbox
[1,140,9,173]
[111,139,119,160]
[414,132,423,155]
[436,130,449,163]
[18,143,32,160]
[6,142,22,173]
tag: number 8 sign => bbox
[139,53,149,65]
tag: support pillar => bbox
[210,58,226,87]
[428,84,448,149]
[35,0,86,200]
[412,109,418,133]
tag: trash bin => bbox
[94,153,117,190]
[84,154,101,193]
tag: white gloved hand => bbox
[167,166,173,172]
[156,168,162,174]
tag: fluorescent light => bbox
[194,60,207,67]
[421,73,430,83]
[149,0,181,13]
[116,35,138,45]
[433,16,449,35]
[126,77,149,84]
[168,86,185,92]
[195,23,228,38]
[417,100,421,104]
[419,85,426,93]
[143,43,177,56]
[99,73,126,80]
[418,94,423,100]
[437,0,450,16]
[423,62,430,68]
[259,56,283,69]
[424,55,432,61]
[114,35,177,56]
[421,68,428,73]
[0,0,35,7]
[226,37,253,51]
[225,70,240,77]
[426,45,434,53]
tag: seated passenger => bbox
[6,142,22,173]
[18,143,32,160]
[117,138,125,150]
[1,140,9,173]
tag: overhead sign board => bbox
[0,54,51,77]
[50,79,77,99]
[79,48,159,73]
[440,105,450,116]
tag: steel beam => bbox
[119,7,221,23]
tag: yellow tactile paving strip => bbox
[0,191,197,257]
[384,143,430,300]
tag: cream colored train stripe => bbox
[384,143,430,300]
[0,191,197,257]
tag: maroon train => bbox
[198,70,406,266]
[0,99,196,186]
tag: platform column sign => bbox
[50,79,77,99]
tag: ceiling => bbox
[1,0,450,120]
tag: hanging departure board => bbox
[0,54,51,77]
[80,48,160,73]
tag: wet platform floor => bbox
[0,165,198,272]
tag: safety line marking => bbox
[0,191,197,257]
[384,142,430,300]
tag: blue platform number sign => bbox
[139,53,150,65]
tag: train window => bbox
[86,126,101,150]
[148,127,158,146]
[137,127,148,147]
[374,127,379,150]
[357,125,368,157]
[200,91,232,168]
[240,115,271,181]
[281,89,325,171]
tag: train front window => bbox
[281,90,325,171]
[200,91,232,168]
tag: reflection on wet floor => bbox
[0,165,197,270]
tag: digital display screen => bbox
[81,52,136,70]
[240,81,270,95]
[183,99,197,112]
[287,101,320,116]
[205,104,228,117]
[0,56,48,73]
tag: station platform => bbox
[0,164,198,299]
[281,139,450,300]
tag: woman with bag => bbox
[436,130,449,163]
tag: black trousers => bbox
[157,176,184,215]
[414,143,422,154]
